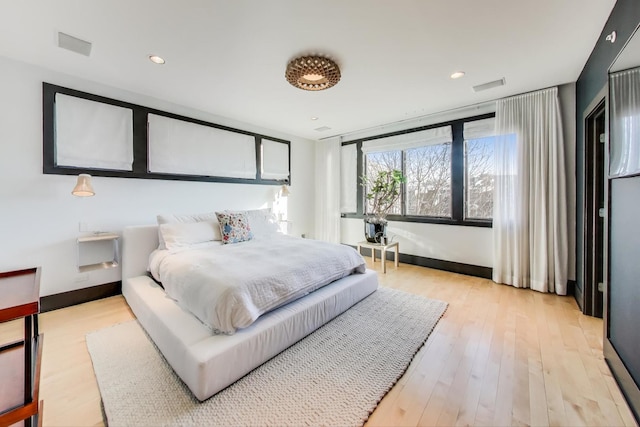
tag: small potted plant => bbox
[361,169,405,243]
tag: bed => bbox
[121,219,379,401]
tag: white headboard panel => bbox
[122,225,159,280]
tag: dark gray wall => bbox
[575,0,640,310]
[576,1,640,422]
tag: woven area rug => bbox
[87,287,447,427]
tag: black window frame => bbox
[341,113,495,228]
[42,82,291,186]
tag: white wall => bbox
[342,218,492,267]
[0,55,316,297]
[340,83,577,277]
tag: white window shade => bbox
[463,117,496,140]
[148,114,256,179]
[361,125,452,154]
[55,93,133,170]
[261,139,289,180]
[340,144,357,212]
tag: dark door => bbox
[584,101,605,318]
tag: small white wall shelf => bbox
[77,233,120,272]
[278,220,292,235]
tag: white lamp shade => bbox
[72,174,95,197]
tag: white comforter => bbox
[148,235,366,334]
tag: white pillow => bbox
[157,211,219,224]
[159,221,220,250]
[245,208,280,238]
[156,211,221,249]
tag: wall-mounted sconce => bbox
[72,174,95,197]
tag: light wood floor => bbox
[1,261,637,427]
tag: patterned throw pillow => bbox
[215,211,254,244]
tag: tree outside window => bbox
[465,136,495,220]
[405,143,452,217]
[364,151,401,215]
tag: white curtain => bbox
[493,87,568,294]
[315,137,342,243]
[340,144,357,213]
[610,67,640,177]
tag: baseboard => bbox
[40,281,122,313]
[354,246,492,279]
[400,253,492,279]
[574,282,584,312]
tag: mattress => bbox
[122,269,378,401]
[148,235,367,334]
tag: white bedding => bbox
[149,235,366,334]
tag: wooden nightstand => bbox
[356,241,399,273]
[0,267,44,427]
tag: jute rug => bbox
[87,287,447,427]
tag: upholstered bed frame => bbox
[121,225,379,401]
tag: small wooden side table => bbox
[357,241,399,273]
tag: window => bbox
[463,118,497,220]
[405,144,451,217]
[364,150,402,215]
[343,113,495,227]
[609,68,640,177]
[363,125,454,218]
[464,136,495,219]
[44,83,291,186]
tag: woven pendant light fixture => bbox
[285,56,341,91]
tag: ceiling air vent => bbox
[314,126,332,132]
[58,32,92,57]
[472,78,505,92]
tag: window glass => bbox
[364,151,402,215]
[464,136,495,219]
[405,143,452,217]
[347,115,496,226]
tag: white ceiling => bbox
[0,1,617,141]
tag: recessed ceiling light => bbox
[149,55,165,65]
[450,71,465,79]
[311,117,319,121]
